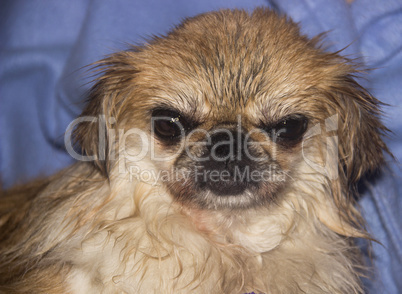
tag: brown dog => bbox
[0,8,388,293]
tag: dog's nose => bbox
[197,129,254,196]
[210,130,240,162]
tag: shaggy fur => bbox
[0,8,388,294]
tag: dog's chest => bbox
[63,215,272,293]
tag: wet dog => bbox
[0,8,388,293]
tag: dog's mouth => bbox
[168,128,287,209]
[195,165,255,196]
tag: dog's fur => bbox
[0,8,388,294]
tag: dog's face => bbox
[75,9,387,222]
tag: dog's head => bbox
[73,9,388,236]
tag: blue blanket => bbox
[1,1,401,292]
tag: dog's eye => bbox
[152,109,188,142]
[270,115,308,143]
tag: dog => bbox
[0,8,388,293]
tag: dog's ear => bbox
[73,51,138,177]
[315,62,390,237]
[317,55,390,185]
[332,75,389,185]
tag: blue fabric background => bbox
[0,0,401,292]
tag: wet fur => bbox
[0,9,388,293]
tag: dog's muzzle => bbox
[195,128,259,196]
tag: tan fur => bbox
[0,8,388,293]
